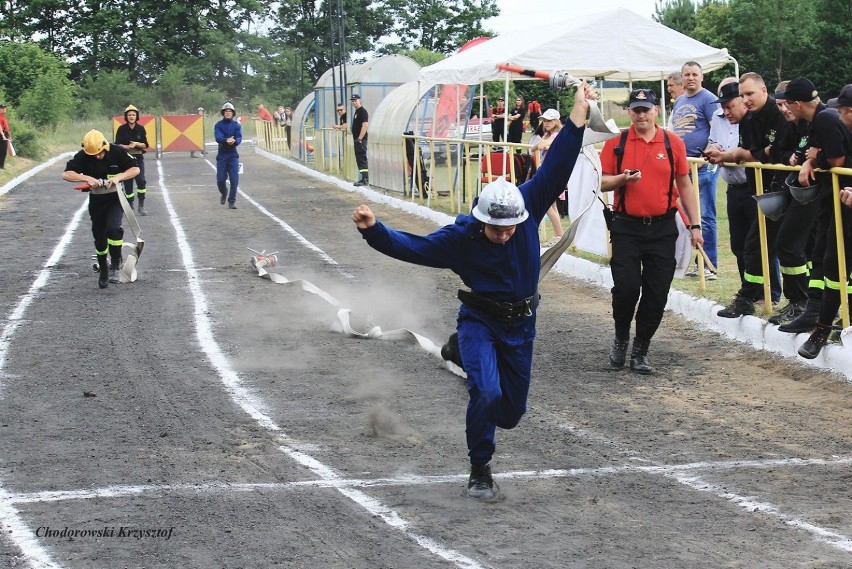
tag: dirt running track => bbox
[1,149,851,569]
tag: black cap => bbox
[715,81,741,104]
[0,103,6,108]
[628,89,656,110]
[827,98,840,109]
[350,93,361,101]
[836,84,852,107]
[775,77,818,102]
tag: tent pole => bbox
[503,77,510,172]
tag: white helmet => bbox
[473,178,528,226]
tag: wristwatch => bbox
[689,225,701,230]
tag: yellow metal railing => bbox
[260,128,850,328]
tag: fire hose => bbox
[248,249,467,378]
[74,181,144,283]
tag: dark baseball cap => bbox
[836,84,852,107]
[715,81,741,104]
[775,77,818,102]
[350,93,361,101]
[628,89,656,110]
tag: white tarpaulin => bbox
[419,8,735,85]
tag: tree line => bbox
[0,0,849,158]
[654,0,852,97]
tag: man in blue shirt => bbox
[671,61,721,275]
[215,102,242,209]
[353,81,595,501]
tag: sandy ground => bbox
[1,150,851,569]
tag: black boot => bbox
[609,337,629,368]
[440,332,465,371]
[137,193,147,216]
[798,323,832,359]
[778,297,822,333]
[467,463,498,500]
[717,295,755,318]
[97,255,109,289]
[629,337,653,374]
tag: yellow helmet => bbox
[124,104,139,120]
[82,129,109,156]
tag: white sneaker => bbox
[703,268,718,281]
[542,236,562,248]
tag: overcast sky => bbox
[484,0,660,36]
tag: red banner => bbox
[430,37,491,138]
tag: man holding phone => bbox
[600,88,704,374]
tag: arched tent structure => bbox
[314,55,422,174]
[291,92,315,161]
[369,80,438,193]
[346,54,421,115]
[315,63,363,132]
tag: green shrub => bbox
[9,121,45,160]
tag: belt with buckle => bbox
[458,289,540,322]
[615,208,676,225]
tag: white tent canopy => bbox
[419,7,736,85]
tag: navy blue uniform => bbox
[214,116,242,204]
[358,122,585,466]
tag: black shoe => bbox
[138,206,147,216]
[629,337,653,374]
[717,295,755,318]
[609,338,629,368]
[228,202,237,209]
[220,193,226,205]
[768,300,806,325]
[798,324,832,359]
[778,298,822,333]
[467,464,497,500]
[440,333,465,371]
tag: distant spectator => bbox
[527,99,542,132]
[256,104,274,122]
[191,107,206,158]
[507,96,526,146]
[0,104,11,169]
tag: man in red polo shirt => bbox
[600,88,703,374]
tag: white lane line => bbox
[11,456,852,505]
[0,203,87,376]
[558,422,852,555]
[0,201,87,568]
[159,161,490,569]
[669,471,852,553]
[201,159,354,279]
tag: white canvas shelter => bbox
[419,7,737,85]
